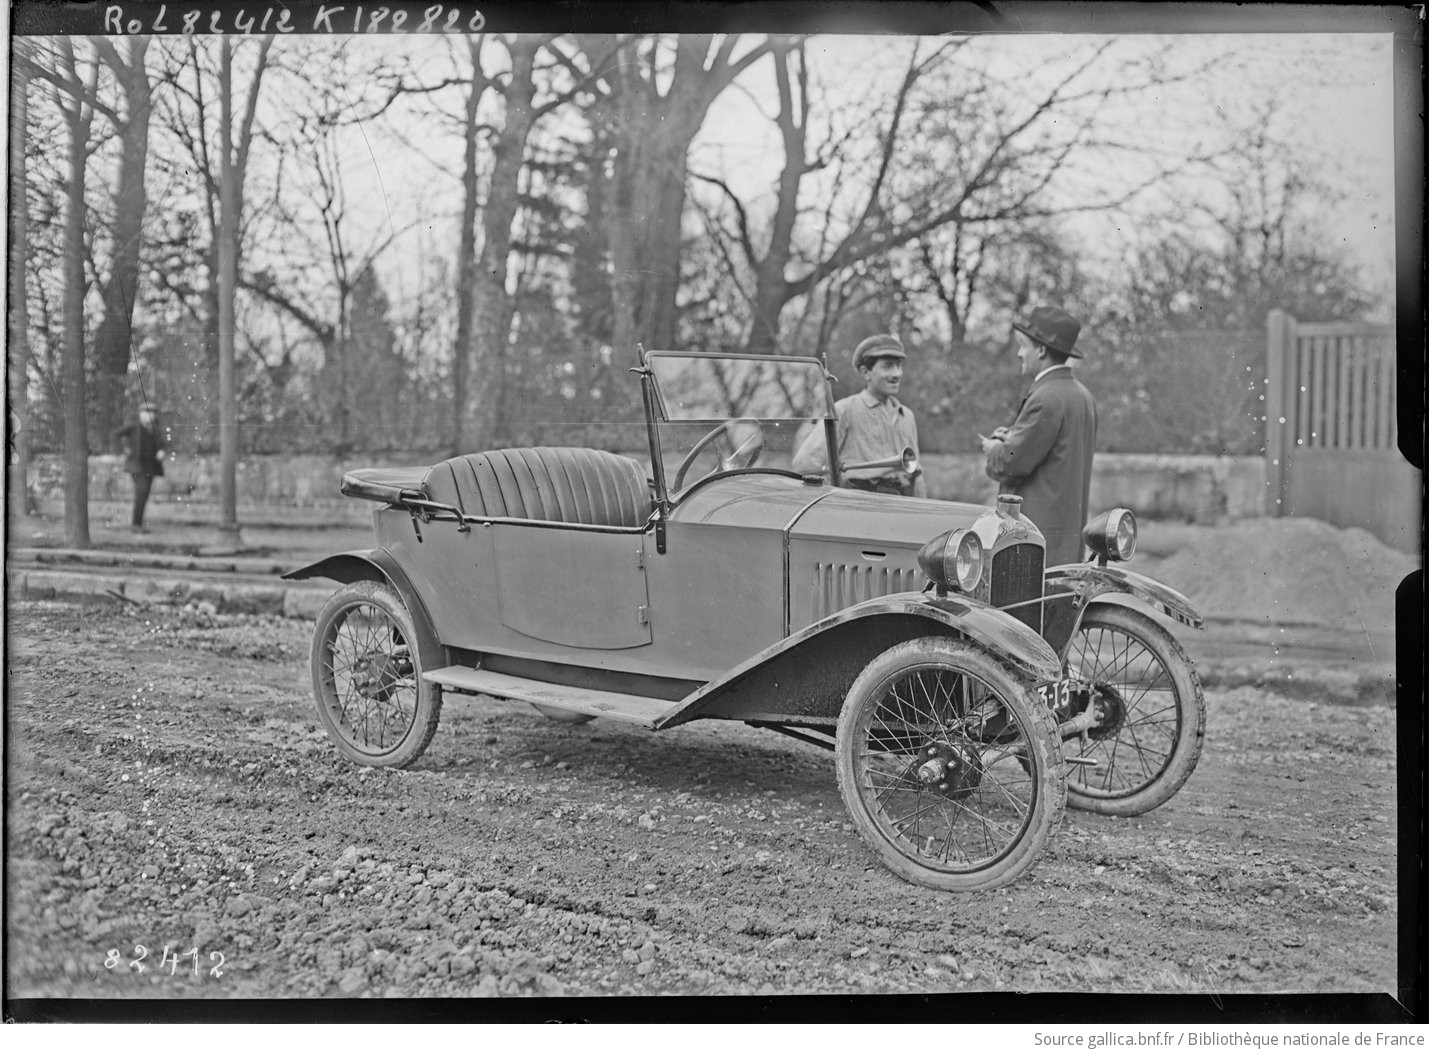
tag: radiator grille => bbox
[990,542,1044,633]
[811,563,924,621]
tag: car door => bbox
[492,523,653,650]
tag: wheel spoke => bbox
[1062,613,1199,807]
[853,661,1040,874]
[320,600,417,753]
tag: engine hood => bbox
[671,475,993,545]
[787,487,989,549]
[670,474,1039,554]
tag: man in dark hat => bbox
[980,305,1097,565]
[112,402,167,532]
[793,333,925,496]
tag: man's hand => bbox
[979,425,1010,455]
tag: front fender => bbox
[282,549,446,673]
[655,591,1061,730]
[1045,563,1204,629]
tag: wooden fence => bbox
[1265,310,1418,552]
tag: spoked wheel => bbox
[311,580,442,768]
[1060,602,1205,815]
[835,638,1065,892]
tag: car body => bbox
[287,349,1206,891]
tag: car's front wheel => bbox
[311,580,443,768]
[1059,602,1205,815]
[835,637,1065,892]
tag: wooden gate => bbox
[1264,309,1419,552]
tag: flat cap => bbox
[852,333,906,371]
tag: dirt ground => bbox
[4,598,1400,1002]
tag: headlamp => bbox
[917,528,984,593]
[1083,508,1137,563]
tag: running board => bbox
[424,666,677,728]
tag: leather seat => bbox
[422,447,653,529]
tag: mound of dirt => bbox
[1150,517,1417,632]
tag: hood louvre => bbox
[811,562,925,621]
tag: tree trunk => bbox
[602,54,695,357]
[587,35,771,357]
[217,40,240,542]
[334,300,351,454]
[212,36,271,546]
[744,40,803,353]
[465,35,541,453]
[450,38,486,455]
[91,37,153,447]
[58,40,92,547]
[8,47,33,520]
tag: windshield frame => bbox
[643,350,837,423]
[638,349,842,508]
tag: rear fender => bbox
[1044,563,1204,630]
[656,592,1061,729]
[283,550,446,672]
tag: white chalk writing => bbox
[102,3,484,35]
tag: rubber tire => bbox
[1062,603,1206,816]
[311,580,443,768]
[530,703,596,725]
[835,637,1066,892]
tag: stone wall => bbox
[34,450,1268,523]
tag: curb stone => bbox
[9,566,328,619]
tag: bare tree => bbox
[216,36,274,544]
[574,34,775,356]
[89,36,153,446]
[47,38,101,547]
[450,36,490,453]
[368,33,586,453]
[241,54,413,454]
[8,41,35,520]
[462,34,546,453]
[694,38,1215,355]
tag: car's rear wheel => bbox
[1060,603,1205,815]
[835,637,1065,892]
[311,580,442,768]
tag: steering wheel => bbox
[672,419,765,491]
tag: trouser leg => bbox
[131,472,153,527]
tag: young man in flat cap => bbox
[794,333,926,496]
[980,306,1097,565]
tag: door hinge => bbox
[636,605,649,625]
[635,545,645,568]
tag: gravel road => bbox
[5,600,1400,1001]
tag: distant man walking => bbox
[981,306,1097,565]
[793,333,926,497]
[113,402,166,532]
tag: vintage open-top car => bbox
[285,349,1207,891]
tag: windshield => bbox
[645,352,836,495]
[648,352,835,421]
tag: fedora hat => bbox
[852,333,906,371]
[1012,305,1083,358]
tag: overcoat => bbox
[985,366,1097,566]
[114,420,165,479]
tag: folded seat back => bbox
[421,447,652,528]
